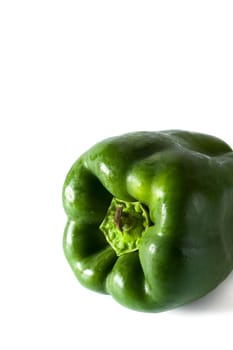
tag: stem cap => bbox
[99,198,150,256]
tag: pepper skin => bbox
[63,130,233,312]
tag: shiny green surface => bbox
[63,130,233,312]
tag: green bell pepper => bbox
[62,130,233,312]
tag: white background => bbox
[1,1,233,349]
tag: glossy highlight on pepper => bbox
[62,130,233,312]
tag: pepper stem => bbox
[99,198,150,256]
